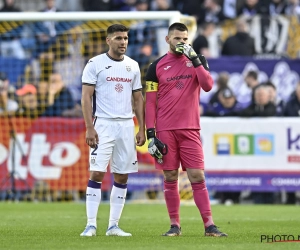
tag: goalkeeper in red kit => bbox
[145,22,227,237]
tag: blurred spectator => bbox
[221,17,255,56]
[132,42,155,69]
[32,0,61,69]
[201,0,225,25]
[15,84,40,118]
[285,0,300,17]
[33,0,61,58]
[42,73,76,117]
[173,0,205,25]
[0,72,18,116]
[82,0,113,11]
[55,0,82,11]
[222,0,244,20]
[238,0,260,17]
[209,71,229,105]
[127,0,158,58]
[268,0,287,16]
[283,82,300,116]
[238,86,276,117]
[0,0,26,59]
[192,22,216,58]
[40,0,61,32]
[244,70,260,103]
[264,80,284,116]
[149,0,174,11]
[204,87,244,116]
[132,0,149,11]
[148,0,173,56]
[31,0,78,83]
[0,0,20,11]
[53,25,86,102]
[37,79,49,111]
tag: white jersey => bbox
[82,53,142,118]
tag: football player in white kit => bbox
[80,24,145,237]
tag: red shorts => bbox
[155,129,204,171]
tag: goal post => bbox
[0,11,197,39]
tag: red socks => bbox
[191,181,214,228]
[164,180,214,228]
[164,180,180,227]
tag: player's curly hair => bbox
[107,24,130,35]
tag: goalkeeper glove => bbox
[146,128,168,160]
[175,42,200,67]
[175,43,210,71]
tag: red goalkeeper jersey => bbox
[145,52,213,132]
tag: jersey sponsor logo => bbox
[126,66,131,72]
[105,66,112,69]
[213,134,274,156]
[146,81,158,92]
[115,83,124,92]
[166,74,192,82]
[106,77,132,83]
[164,66,171,70]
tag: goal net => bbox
[0,11,197,202]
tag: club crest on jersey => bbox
[126,66,131,72]
[186,61,193,67]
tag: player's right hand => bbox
[86,127,99,148]
[175,42,201,68]
[146,128,168,160]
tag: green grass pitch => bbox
[0,203,299,250]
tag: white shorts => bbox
[89,117,138,174]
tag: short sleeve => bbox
[82,59,97,84]
[132,62,142,91]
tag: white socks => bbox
[86,180,101,227]
[108,182,127,228]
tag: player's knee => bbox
[113,173,129,184]
[90,171,105,182]
[186,169,205,183]
[163,170,178,181]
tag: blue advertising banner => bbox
[127,171,164,191]
[206,173,300,192]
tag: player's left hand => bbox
[175,42,201,68]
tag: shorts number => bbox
[91,145,98,155]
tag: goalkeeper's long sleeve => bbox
[145,91,157,130]
[195,66,213,92]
